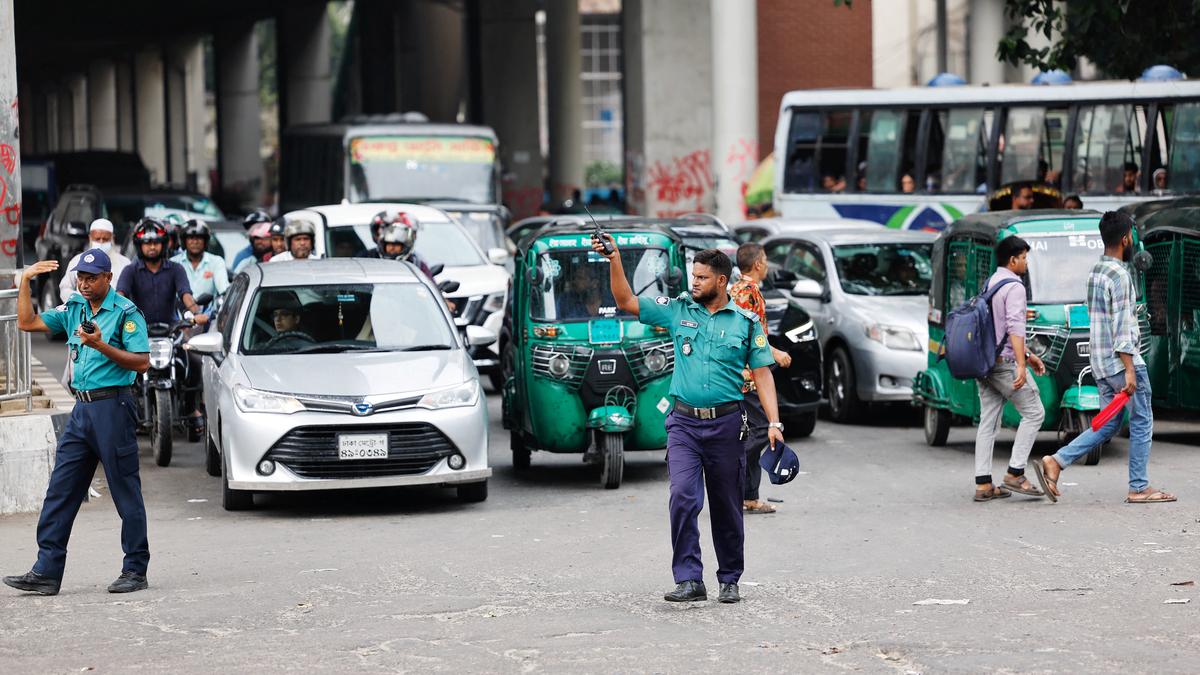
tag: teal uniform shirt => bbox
[40,287,150,390]
[638,293,774,408]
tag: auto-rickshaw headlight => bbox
[548,353,572,378]
[645,349,668,372]
[1028,334,1051,357]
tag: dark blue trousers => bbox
[665,408,746,585]
[32,392,150,581]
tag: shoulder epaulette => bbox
[735,305,760,323]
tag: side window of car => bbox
[786,243,827,283]
[220,276,249,351]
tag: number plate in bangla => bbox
[337,433,389,460]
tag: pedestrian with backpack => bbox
[968,236,1047,501]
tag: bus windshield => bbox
[347,135,497,205]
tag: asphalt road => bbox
[4,339,1200,672]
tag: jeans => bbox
[1051,365,1152,492]
[975,362,1045,483]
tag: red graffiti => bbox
[503,185,544,220]
[0,145,14,174]
[1,238,15,257]
[0,176,20,225]
[647,150,713,213]
[724,138,759,181]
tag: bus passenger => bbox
[1116,162,1139,193]
[900,174,916,193]
[1063,194,1083,209]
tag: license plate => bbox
[337,433,389,460]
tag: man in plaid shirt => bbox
[1032,212,1175,504]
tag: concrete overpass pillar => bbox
[409,0,466,122]
[622,0,714,217]
[545,0,584,204]
[968,0,1006,85]
[56,86,74,151]
[280,4,333,127]
[115,59,135,152]
[87,61,118,150]
[135,49,167,184]
[165,37,206,190]
[710,0,757,222]
[1,0,20,273]
[216,25,264,211]
[480,0,543,219]
[69,75,88,150]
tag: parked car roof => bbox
[250,258,424,287]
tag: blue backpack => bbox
[940,277,1021,380]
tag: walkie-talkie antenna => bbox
[582,203,614,254]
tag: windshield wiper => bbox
[287,344,386,354]
[398,344,453,352]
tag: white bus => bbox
[773,80,1200,229]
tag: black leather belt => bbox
[673,400,741,420]
[74,386,127,403]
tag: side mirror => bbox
[790,278,824,299]
[1133,250,1153,272]
[428,263,445,277]
[487,248,510,265]
[527,265,545,285]
[193,293,214,307]
[186,331,223,354]
[773,268,799,286]
[465,324,497,347]
[438,280,461,294]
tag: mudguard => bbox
[1060,384,1101,412]
[587,405,635,433]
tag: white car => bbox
[283,203,511,388]
[189,259,494,510]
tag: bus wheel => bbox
[924,405,950,447]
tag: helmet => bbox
[181,219,210,243]
[283,218,317,245]
[248,222,272,239]
[268,220,286,237]
[242,209,273,230]
[132,218,169,260]
[379,222,418,260]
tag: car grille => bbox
[264,423,458,479]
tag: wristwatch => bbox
[768,422,785,431]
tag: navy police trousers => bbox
[32,392,150,581]
[665,408,745,585]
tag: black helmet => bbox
[242,209,273,230]
[181,219,211,243]
[268,220,286,237]
[132,218,168,260]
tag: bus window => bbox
[1071,104,1146,194]
[783,111,821,193]
[1000,106,1068,188]
[1167,103,1200,193]
[864,110,919,192]
[853,110,871,191]
[935,108,989,194]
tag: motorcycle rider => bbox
[268,218,322,262]
[170,220,230,304]
[231,210,274,271]
[268,220,287,256]
[233,222,274,274]
[60,219,133,301]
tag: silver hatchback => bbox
[188,259,494,510]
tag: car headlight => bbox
[865,323,921,351]
[148,338,173,369]
[1028,334,1051,357]
[785,320,817,344]
[482,291,506,314]
[418,381,480,409]
[645,349,668,372]
[233,385,305,414]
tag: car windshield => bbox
[531,247,673,322]
[241,283,455,355]
[1023,232,1108,304]
[347,135,497,205]
[325,221,486,266]
[448,213,505,252]
[832,243,933,296]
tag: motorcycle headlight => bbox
[233,385,305,414]
[1028,334,1051,357]
[866,323,921,351]
[645,349,668,372]
[785,320,817,344]
[482,291,506,314]
[418,381,480,410]
[148,338,173,369]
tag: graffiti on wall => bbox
[646,149,714,218]
[724,137,758,216]
[0,97,19,263]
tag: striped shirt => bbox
[1086,256,1144,380]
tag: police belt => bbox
[74,386,129,403]
[673,400,741,420]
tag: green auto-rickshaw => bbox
[500,219,686,488]
[1123,197,1200,413]
[913,210,1151,465]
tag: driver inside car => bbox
[264,294,315,349]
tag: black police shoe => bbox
[718,583,741,604]
[107,572,149,593]
[3,571,61,595]
[664,580,707,602]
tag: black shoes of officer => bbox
[664,580,707,602]
[108,571,149,593]
[718,582,741,604]
[3,571,61,595]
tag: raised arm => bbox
[591,233,638,317]
[17,261,60,333]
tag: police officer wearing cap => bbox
[4,251,152,596]
[593,234,784,604]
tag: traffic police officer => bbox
[4,250,153,596]
[593,235,784,604]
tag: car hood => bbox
[842,294,930,338]
[240,350,469,397]
[438,263,509,299]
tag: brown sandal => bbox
[973,485,1012,502]
[1002,476,1044,497]
[1029,459,1059,503]
[1125,488,1177,504]
[744,500,778,514]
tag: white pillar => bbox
[87,60,118,150]
[135,49,167,184]
[115,59,135,152]
[967,0,1006,85]
[710,0,758,223]
[0,0,19,272]
[280,5,333,126]
[545,0,584,204]
[69,75,88,150]
[165,37,207,191]
[216,25,264,210]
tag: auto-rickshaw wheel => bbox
[599,432,624,489]
[924,405,951,447]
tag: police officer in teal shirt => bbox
[594,234,784,605]
[4,250,153,596]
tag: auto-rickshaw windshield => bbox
[1023,232,1111,305]
[531,247,673,322]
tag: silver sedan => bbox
[189,259,494,510]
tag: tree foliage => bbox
[998,0,1200,79]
